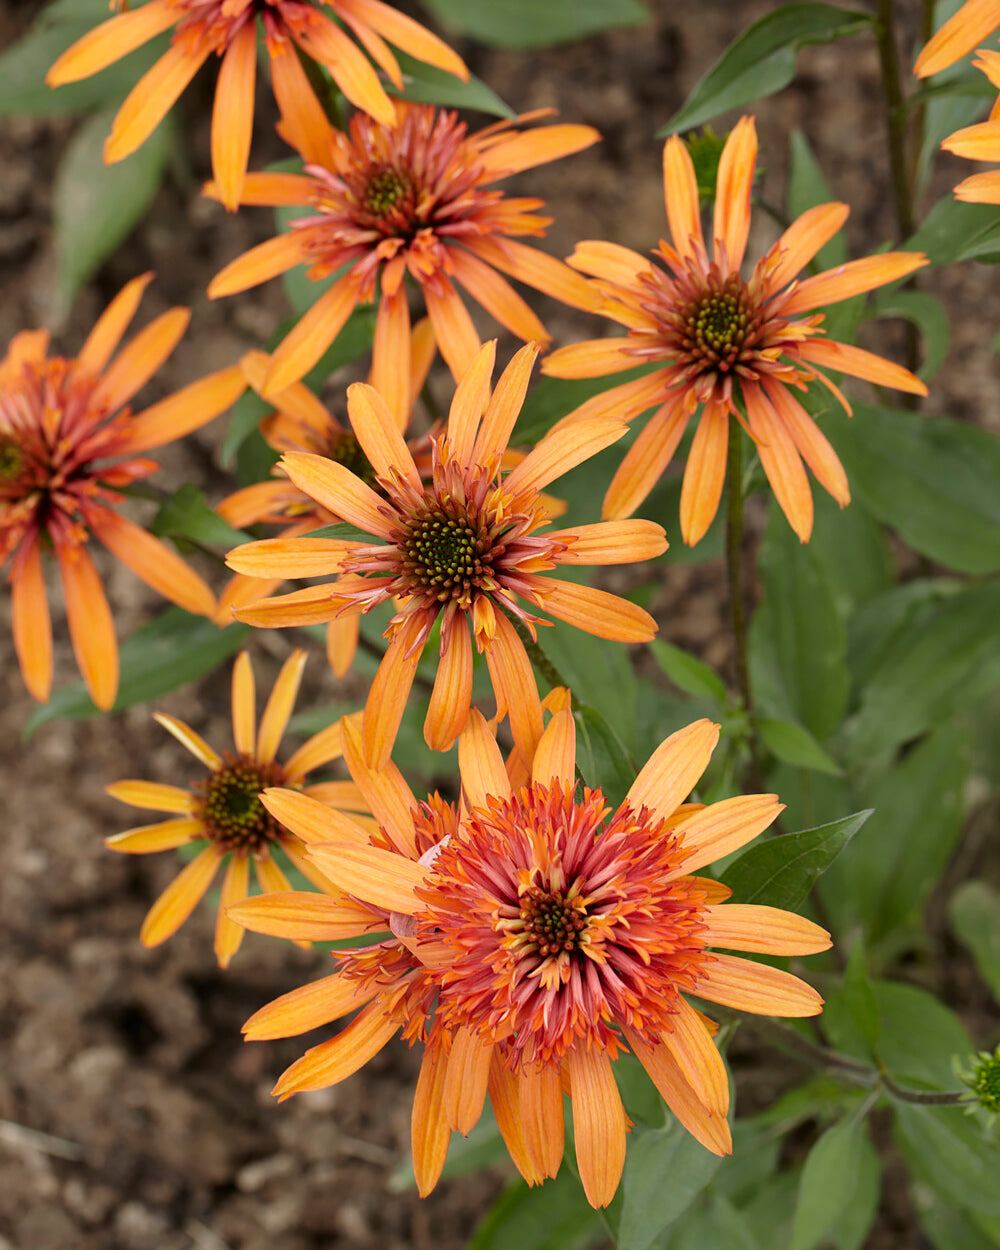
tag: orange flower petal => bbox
[215,852,250,968]
[713,116,757,270]
[256,649,306,763]
[210,20,256,211]
[106,780,198,814]
[535,577,657,642]
[120,363,245,454]
[680,399,728,546]
[292,13,395,126]
[230,651,256,756]
[153,712,222,769]
[225,537,354,579]
[472,340,539,467]
[106,818,203,853]
[208,230,316,298]
[233,583,346,628]
[205,171,316,207]
[484,612,544,767]
[1,329,49,386]
[424,278,482,381]
[458,708,512,809]
[105,44,209,163]
[243,972,376,1041]
[517,1060,564,1179]
[46,0,175,84]
[90,511,216,617]
[662,134,704,260]
[260,788,369,847]
[268,41,338,163]
[91,306,189,415]
[341,715,418,857]
[341,0,469,80]
[487,1055,543,1185]
[284,711,360,782]
[744,385,813,543]
[140,845,223,946]
[566,1047,627,1209]
[914,0,1000,75]
[443,1025,492,1135]
[625,1027,732,1156]
[478,124,600,179]
[538,337,636,380]
[445,339,496,468]
[412,1040,453,1198]
[326,613,360,679]
[425,622,473,752]
[370,286,412,429]
[782,252,929,316]
[363,617,425,768]
[701,904,832,956]
[503,413,627,496]
[264,274,364,395]
[531,706,576,789]
[567,239,654,285]
[281,450,394,538]
[469,236,607,315]
[230,890,378,941]
[548,519,667,564]
[954,169,1000,202]
[799,339,928,396]
[56,543,118,711]
[254,853,295,898]
[75,272,154,379]
[346,381,421,488]
[762,380,850,507]
[764,202,850,292]
[301,779,366,811]
[660,997,730,1116]
[943,119,1000,160]
[669,793,782,878]
[450,250,548,344]
[306,842,427,913]
[272,1003,400,1099]
[694,953,824,1017]
[11,538,52,704]
[602,396,689,520]
[627,720,719,822]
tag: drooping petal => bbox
[425,621,473,752]
[679,399,728,546]
[243,972,376,1040]
[713,115,757,270]
[340,715,418,856]
[370,286,412,429]
[443,1026,492,1136]
[56,543,118,711]
[535,577,657,642]
[602,396,689,520]
[140,845,223,946]
[762,380,850,507]
[743,384,813,543]
[693,953,824,1017]
[105,44,210,163]
[11,538,53,704]
[268,41,338,163]
[626,720,719,822]
[450,249,548,346]
[106,781,198,814]
[424,277,481,381]
[517,1060,564,1179]
[659,997,730,1115]
[215,852,250,968]
[264,274,364,395]
[483,612,544,767]
[326,614,360,679]
[701,904,832,956]
[292,13,396,127]
[210,20,257,211]
[272,1003,400,1099]
[257,649,307,763]
[458,709,512,809]
[625,1027,732,1155]
[412,1040,453,1197]
[566,1048,627,1209]
[90,511,215,617]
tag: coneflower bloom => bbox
[106,649,367,967]
[206,103,606,398]
[270,710,830,1207]
[914,0,1000,79]
[46,0,468,211]
[225,342,664,768]
[0,274,243,709]
[542,116,929,544]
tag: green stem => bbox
[510,615,570,692]
[880,1072,970,1106]
[725,421,752,719]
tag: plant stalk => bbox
[725,421,752,719]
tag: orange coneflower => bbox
[46,0,468,211]
[106,648,367,966]
[225,341,664,768]
[0,274,244,709]
[206,102,606,396]
[543,116,929,544]
[251,710,829,1207]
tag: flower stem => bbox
[510,615,570,691]
[879,1071,970,1106]
[725,420,752,719]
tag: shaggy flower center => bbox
[196,755,286,852]
[401,508,493,602]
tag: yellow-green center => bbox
[0,438,24,481]
[365,168,411,216]
[402,513,488,599]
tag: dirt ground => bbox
[1,1,997,1247]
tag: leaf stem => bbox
[879,1071,970,1106]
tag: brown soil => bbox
[1,1,996,1247]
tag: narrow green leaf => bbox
[756,716,842,775]
[720,810,871,911]
[303,521,379,544]
[825,404,1000,574]
[151,483,248,549]
[906,193,1000,266]
[949,882,1000,1002]
[390,50,513,117]
[790,1115,867,1250]
[24,609,250,733]
[421,0,648,50]
[53,106,172,312]
[661,4,871,134]
[617,1125,723,1250]
[649,639,728,704]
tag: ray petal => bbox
[243,971,376,1040]
[140,845,223,946]
[693,953,824,1017]
[412,1040,454,1197]
[256,649,307,763]
[566,1047,627,1209]
[626,719,720,823]
[272,1003,400,1099]
[701,904,832,956]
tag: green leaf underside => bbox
[421,0,648,50]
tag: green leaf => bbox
[790,1114,868,1250]
[841,940,880,1060]
[617,1125,723,1250]
[649,639,728,704]
[390,50,513,117]
[845,577,955,697]
[53,106,172,312]
[573,704,637,805]
[895,1103,1000,1217]
[221,387,271,469]
[749,501,849,741]
[871,289,950,381]
[807,490,894,618]
[825,404,1000,574]
[0,0,165,118]
[421,0,648,49]
[756,716,842,775]
[719,810,871,911]
[905,194,1000,266]
[661,4,871,134]
[514,366,656,445]
[151,483,248,549]
[949,881,1000,1002]
[830,1126,881,1250]
[302,521,378,545]
[468,1170,603,1250]
[846,579,1000,759]
[917,1193,1000,1250]
[24,609,250,733]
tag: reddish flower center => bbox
[513,885,588,958]
[195,754,287,852]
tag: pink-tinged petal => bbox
[11,538,52,704]
[412,1041,453,1197]
[713,116,757,270]
[799,339,928,396]
[346,381,421,488]
[264,274,364,395]
[215,852,250,968]
[783,252,929,315]
[567,1047,627,1209]
[472,340,539,466]
[104,44,209,163]
[243,972,376,1040]
[140,845,223,946]
[701,904,832,956]
[281,451,393,537]
[503,414,627,497]
[743,384,813,543]
[914,0,1000,75]
[446,340,496,470]
[535,577,657,642]
[75,272,154,378]
[625,1027,732,1155]
[764,202,850,292]
[305,842,427,913]
[340,714,418,857]
[105,818,203,853]
[255,649,306,763]
[370,286,411,429]
[230,890,379,941]
[548,519,667,564]
[363,619,426,769]
[47,0,175,83]
[662,134,704,260]
[425,622,473,752]
[56,543,118,711]
[694,953,824,1017]
[443,1026,491,1136]
[602,396,689,520]
[627,720,719,821]
[106,781,197,814]
[210,20,256,211]
[531,706,576,788]
[90,511,215,617]
[484,612,544,767]
[260,788,369,847]
[668,793,783,878]
[153,712,222,769]
[517,1061,564,1179]
[680,399,728,546]
[458,709,512,809]
[272,1003,400,1099]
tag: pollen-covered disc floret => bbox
[194,754,287,853]
[417,781,713,1066]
